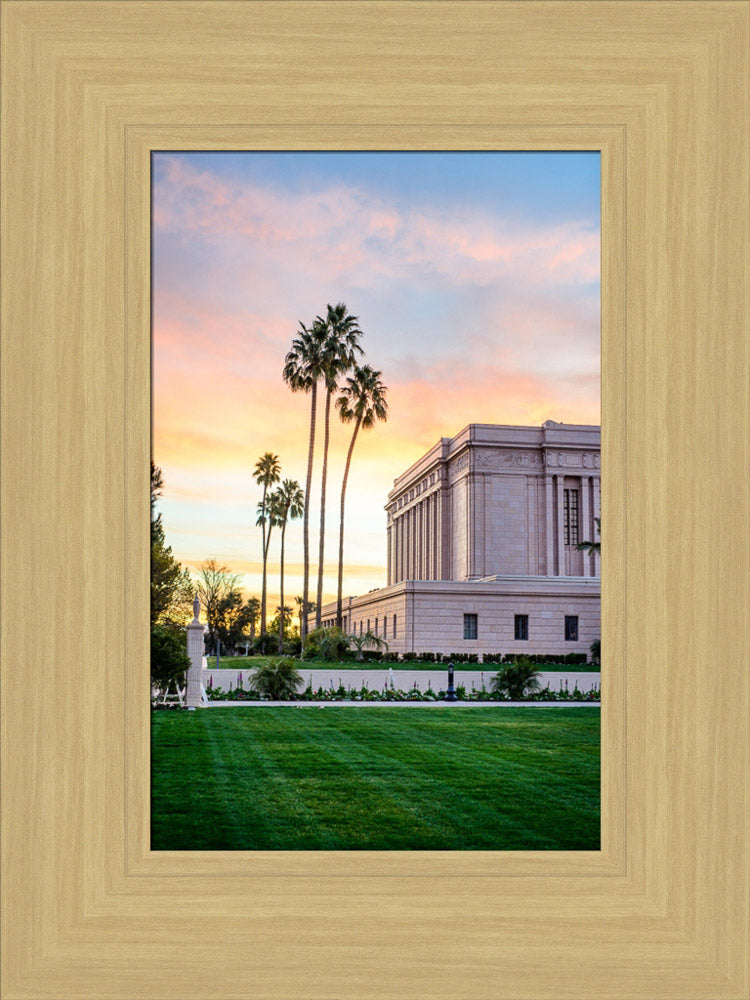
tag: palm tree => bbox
[577,517,601,555]
[294,595,316,634]
[253,452,281,635]
[313,302,363,628]
[271,479,304,653]
[490,657,542,700]
[282,320,329,643]
[348,630,389,662]
[250,658,303,701]
[334,365,388,627]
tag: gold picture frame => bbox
[2,3,748,997]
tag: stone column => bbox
[545,474,555,576]
[580,475,591,576]
[592,475,601,577]
[556,474,566,577]
[398,515,404,582]
[185,593,205,709]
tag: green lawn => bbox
[151,707,600,850]
[212,655,599,672]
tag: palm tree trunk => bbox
[262,522,273,643]
[260,484,268,635]
[316,389,332,628]
[302,380,317,643]
[336,417,362,628]
[278,520,287,654]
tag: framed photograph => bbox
[2,3,747,998]
[149,148,603,854]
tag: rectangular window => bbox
[565,615,579,642]
[463,613,478,640]
[564,488,579,545]
[367,618,370,634]
[514,614,529,641]
[393,614,397,638]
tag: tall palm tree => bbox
[282,320,328,643]
[313,302,363,628]
[270,479,304,653]
[253,452,280,635]
[335,365,388,627]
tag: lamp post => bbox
[446,661,457,701]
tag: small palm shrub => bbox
[303,626,350,661]
[250,658,303,700]
[490,656,542,700]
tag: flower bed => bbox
[204,680,600,703]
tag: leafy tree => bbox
[245,596,261,641]
[214,589,261,654]
[294,595,316,634]
[151,623,190,694]
[269,479,304,652]
[348,629,388,662]
[196,559,240,654]
[490,657,542,700]
[335,365,388,627]
[150,462,193,627]
[312,303,363,628]
[250,658,303,700]
[253,452,281,636]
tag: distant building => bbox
[315,421,601,659]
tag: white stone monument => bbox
[185,593,205,709]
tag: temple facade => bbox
[315,421,601,659]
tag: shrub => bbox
[401,651,418,662]
[284,635,302,657]
[250,658,303,700]
[417,652,436,663]
[151,624,190,692]
[362,649,383,662]
[490,656,542,700]
[303,626,350,662]
[252,632,278,655]
[589,639,600,665]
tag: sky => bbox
[152,151,600,615]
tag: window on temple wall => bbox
[463,613,478,640]
[564,615,579,642]
[367,618,370,633]
[393,614,397,638]
[514,614,529,641]
[564,488,579,545]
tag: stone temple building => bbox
[316,421,601,659]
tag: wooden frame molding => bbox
[2,3,748,998]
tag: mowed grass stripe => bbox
[333,710,597,847]
[276,712,579,849]
[270,714,538,849]
[151,708,600,850]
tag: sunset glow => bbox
[153,152,600,610]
